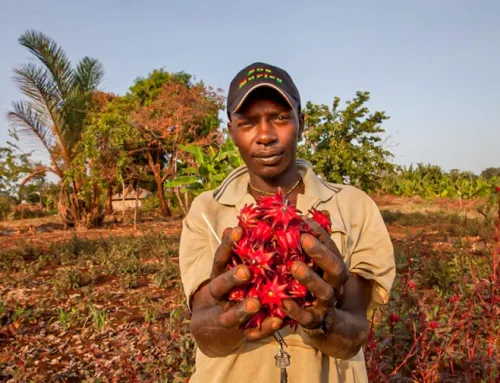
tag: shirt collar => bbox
[212,159,341,207]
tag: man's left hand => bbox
[282,216,350,330]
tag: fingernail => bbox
[301,234,314,249]
[291,261,308,277]
[245,299,260,313]
[230,227,242,241]
[235,266,250,281]
[271,318,282,329]
[282,300,292,311]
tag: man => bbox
[179,62,395,382]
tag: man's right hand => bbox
[190,226,283,357]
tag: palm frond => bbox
[7,101,63,177]
[8,101,55,151]
[18,30,73,100]
[75,57,104,92]
[13,63,58,114]
[21,166,59,186]
[12,62,71,164]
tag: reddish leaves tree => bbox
[130,81,223,216]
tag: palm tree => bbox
[7,30,105,228]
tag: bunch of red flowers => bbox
[227,189,332,330]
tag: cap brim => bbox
[231,83,298,113]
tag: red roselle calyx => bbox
[228,188,333,330]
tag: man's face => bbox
[228,87,303,181]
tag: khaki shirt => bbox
[179,159,395,383]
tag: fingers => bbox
[301,234,349,289]
[291,261,336,305]
[282,299,323,329]
[219,298,261,328]
[208,264,251,301]
[210,226,243,279]
[302,216,342,259]
[245,316,283,341]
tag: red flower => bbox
[258,189,284,209]
[233,236,253,259]
[429,321,439,329]
[238,203,260,228]
[270,306,287,319]
[260,276,290,310]
[228,286,247,302]
[262,194,301,230]
[408,280,416,289]
[388,313,401,325]
[245,246,275,278]
[287,280,308,298]
[495,185,500,193]
[274,227,302,254]
[243,310,267,330]
[309,207,332,234]
[252,221,273,243]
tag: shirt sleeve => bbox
[343,188,396,315]
[179,194,213,311]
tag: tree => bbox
[298,91,395,191]
[481,167,500,180]
[0,146,32,198]
[127,71,224,216]
[7,30,105,228]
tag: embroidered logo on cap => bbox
[239,67,282,89]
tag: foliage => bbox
[481,167,500,180]
[129,73,224,216]
[89,69,225,218]
[164,137,243,202]
[2,192,500,381]
[365,190,500,381]
[7,30,105,228]
[0,227,191,382]
[379,163,498,200]
[298,91,395,191]
[0,146,32,198]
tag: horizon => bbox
[3,0,499,175]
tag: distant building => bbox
[111,188,153,211]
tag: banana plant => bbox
[165,138,243,197]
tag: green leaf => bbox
[164,176,200,188]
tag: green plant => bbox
[84,304,107,331]
[152,262,179,288]
[49,307,78,330]
[298,91,395,191]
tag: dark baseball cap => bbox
[227,62,301,116]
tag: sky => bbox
[2,0,499,175]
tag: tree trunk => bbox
[184,191,189,212]
[134,185,139,230]
[146,151,171,217]
[174,187,188,216]
[121,180,126,223]
[157,182,171,217]
[105,184,114,215]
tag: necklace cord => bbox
[249,177,302,197]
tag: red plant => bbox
[228,188,332,329]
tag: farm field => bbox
[0,195,499,383]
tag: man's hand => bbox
[281,216,350,329]
[190,226,282,357]
[282,214,372,359]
